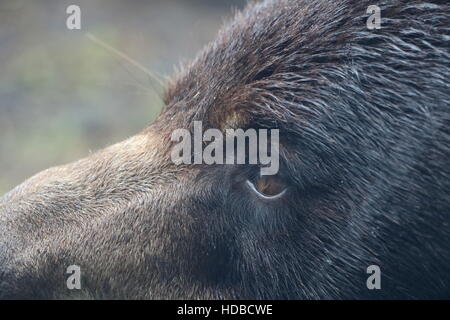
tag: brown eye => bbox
[246,174,287,200]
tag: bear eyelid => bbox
[245,177,287,200]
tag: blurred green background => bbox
[0,0,246,195]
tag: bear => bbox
[0,0,449,299]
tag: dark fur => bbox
[0,0,449,299]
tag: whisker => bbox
[85,32,166,102]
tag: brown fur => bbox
[1,0,449,299]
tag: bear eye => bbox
[246,174,287,200]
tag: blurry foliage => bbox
[0,0,245,194]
